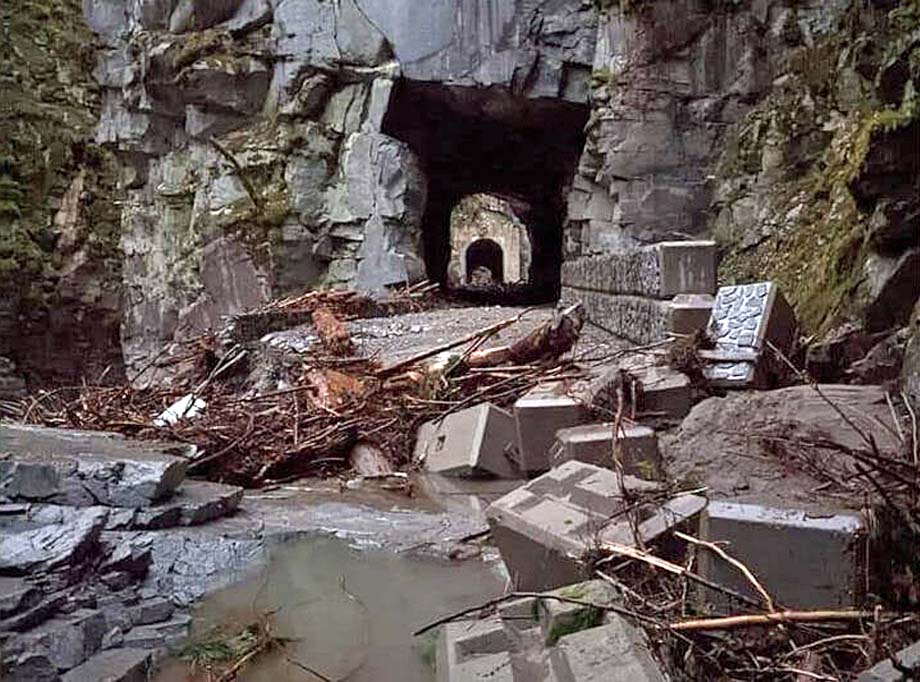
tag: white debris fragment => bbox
[153,393,206,427]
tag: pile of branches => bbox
[17,298,587,487]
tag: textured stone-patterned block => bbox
[704,282,797,388]
[61,648,154,682]
[486,461,706,590]
[560,240,716,298]
[513,384,590,474]
[700,501,866,609]
[415,403,519,478]
[561,289,674,345]
[550,423,662,478]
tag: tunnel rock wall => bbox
[81,0,598,379]
[564,0,852,257]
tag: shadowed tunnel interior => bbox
[382,81,589,300]
[466,238,504,283]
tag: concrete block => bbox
[60,648,154,682]
[857,640,920,681]
[415,404,519,478]
[560,289,673,345]
[699,501,866,609]
[549,617,667,682]
[704,282,798,388]
[486,461,707,590]
[436,618,513,682]
[579,353,692,420]
[655,241,717,298]
[537,580,618,645]
[513,385,590,474]
[670,294,714,336]
[550,423,662,478]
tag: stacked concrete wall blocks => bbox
[857,639,920,681]
[699,501,866,610]
[561,241,717,344]
[437,579,667,681]
[513,382,591,475]
[703,282,798,388]
[486,460,707,591]
[550,422,662,479]
[415,403,519,479]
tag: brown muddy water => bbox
[155,534,506,681]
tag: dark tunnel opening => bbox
[381,81,589,301]
[465,238,505,284]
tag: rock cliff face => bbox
[5,0,918,397]
[81,0,597,376]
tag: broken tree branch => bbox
[669,609,876,632]
[674,530,778,612]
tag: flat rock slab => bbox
[663,384,903,511]
[131,480,244,528]
[0,507,108,575]
[486,460,706,590]
[0,424,192,507]
[61,647,154,682]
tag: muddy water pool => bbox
[155,533,506,681]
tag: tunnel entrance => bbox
[381,81,589,301]
[465,239,504,284]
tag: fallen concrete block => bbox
[857,639,920,681]
[513,384,590,474]
[437,618,512,682]
[579,353,693,421]
[704,282,797,388]
[537,580,618,645]
[699,501,866,609]
[486,460,706,590]
[550,423,662,479]
[670,294,715,336]
[60,647,154,682]
[0,424,192,507]
[549,616,667,682]
[415,404,519,478]
[0,507,109,575]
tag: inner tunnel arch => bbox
[381,80,588,301]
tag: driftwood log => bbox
[312,306,353,356]
[467,303,585,368]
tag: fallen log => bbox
[312,306,353,356]
[467,303,585,368]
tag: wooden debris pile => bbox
[17,296,587,487]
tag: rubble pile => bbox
[5,277,920,680]
[16,291,589,487]
[0,425,248,681]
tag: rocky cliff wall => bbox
[81,0,597,378]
